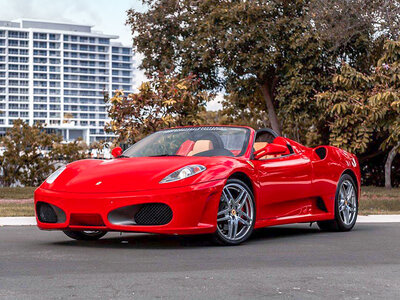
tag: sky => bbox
[0,0,222,110]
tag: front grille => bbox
[36,202,57,223]
[134,203,173,225]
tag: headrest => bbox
[188,140,213,156]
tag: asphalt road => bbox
[0,223,399,299]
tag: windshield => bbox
[123,126,250,158]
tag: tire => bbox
[213,178,256,245]
[317,174,358,232]
[63,230,107,241]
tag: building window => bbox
[49,34,59,40]
[99,38,109,44]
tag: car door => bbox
[252,143,313,220]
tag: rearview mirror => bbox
[111,147,123,158]
[254,143,287,160]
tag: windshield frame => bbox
[122,126,252,158]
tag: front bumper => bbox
[34,179,225,235]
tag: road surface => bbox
[0,223,399,299]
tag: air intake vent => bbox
[134,203,173,225]
[36,202,58,223]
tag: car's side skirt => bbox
[254,212,334,229]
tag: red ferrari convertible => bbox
[35,126,360,245]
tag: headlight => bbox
[46,166,66,184]
[160,165,206,183]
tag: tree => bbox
[105,72,212,145]
[317,40,400,188]
[127,0,400,138]
[309,0,400,49]
[0,120,87,187]
[127,0,325,135]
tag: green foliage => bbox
[317,40,400,187]
[105,72,212,144]
[317,41,400,154]
[0,120,87,187]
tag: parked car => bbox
[35,125,360,245]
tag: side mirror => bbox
[111,147,123,158]
[254,143,287,160]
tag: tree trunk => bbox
[385,142,400,189]
[260,81,281,135]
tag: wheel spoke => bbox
[235,189,246,205]
[217,208,230,216]
[340,185,346,200]
[237,194,248,210]
[227,219,233,238]
[343,207,350,224]
[238,217,250,227]
[222,190,231,204]
[225,188,234,203]
[231,219,238,238]
[346,184,354,201]
[217,215,230,222]
[240,211,251,220]
[349,191,356,207]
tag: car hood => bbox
[42,156,237,193]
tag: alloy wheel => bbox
[338,179,357,225]
[217,182,254,242]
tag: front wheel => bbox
[318,174,358,231]
[213,179,255,245]
[63,230,107,241]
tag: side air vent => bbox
[315,147,327,160]
[316,197,328,212]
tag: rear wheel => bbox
[318,174,358,231]
[63,230,107,241]
[213,179,255,245]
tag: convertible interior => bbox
[174,129,292,159]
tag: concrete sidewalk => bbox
[1,215,400,226]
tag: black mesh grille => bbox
[36,202,57,223]
[134,203,173,225]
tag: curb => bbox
[357,215,400,223]
[1,215,400,226]
[0,217,36,226]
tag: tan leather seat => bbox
[254,142,268,152]
[188,140,213,156]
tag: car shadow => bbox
[48,224,326,249]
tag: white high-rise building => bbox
[0,19,135,143]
